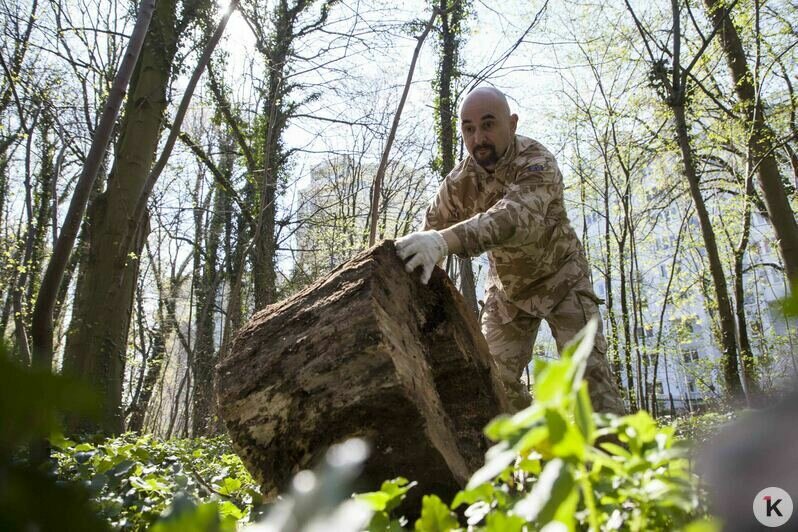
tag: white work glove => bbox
[395,230,448,285]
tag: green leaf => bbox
[533,360,571,404]
[574,383,595,443]
[513,459,575,524]
[216,477,242,496]
[356,478,416,513]
[451,483,495,509]
[545,409,585,460]
[485,511,526,532]
[466,445,516,489]
[216,500,244,521]
[414,495,457,532]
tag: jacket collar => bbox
[470,135,518,188]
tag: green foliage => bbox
[0,341,108,531]
[358,319,715,531]
[669,411,737,445]
[778,280,798,318]
[52,433,259,530]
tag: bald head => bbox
[459,87,518,171]
[460,87,512,118]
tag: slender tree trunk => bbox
[618,230,636,411]
[603,170,622,394]
[672,102,744,403]
[191,167,227,436]
[433,0,477,314]
[627,211,646,411]
[732,165,762,404]
[368,9,438,246]
[651,205,691,417]
[251,2,302,310]
[704,0,798,283]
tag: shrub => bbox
[357,320,718,531]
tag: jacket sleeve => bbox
[445,154,561,256]
[423,175,461,231]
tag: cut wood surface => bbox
[215,240,509,503]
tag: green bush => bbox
[52,433,260,530]
[357,320,719,531]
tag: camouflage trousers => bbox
[481,276,626,415]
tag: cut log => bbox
[215,241,510,505]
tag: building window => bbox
[655,382,664,395]
[660,264,668,277]
[687,380,696,393]
[682,350,699,363]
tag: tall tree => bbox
[432,0,478,315]
[240,0,337,309]
[60,0,203,434]
[703,0,798,283]
[625,0,745,403]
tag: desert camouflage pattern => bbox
[424,135,624,414]
[482,277,626,414]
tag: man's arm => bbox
[440,154,560,256]
[422,173,460,232]
[395,171,461,284]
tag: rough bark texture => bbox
[62,0,178,434]
[216,241,509,504]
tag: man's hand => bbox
[395,230,448,285]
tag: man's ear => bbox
[510,113,519,133]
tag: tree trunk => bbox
[603,170,622,394]
[672,102,744,403]
[732,167,762,405]
[251,2,300,310]
[191,157,228,435]
[62,0,179,435]
[703,0,798,283]
[618,230,636,411]
[217,241,509,509]
[434,0,477,314]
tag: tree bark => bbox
[672,102,744,402]
[250,1,307,309]
[217,241,509,508]
[61,0,176,435]
[433,0,478,315]
[191,150,229,435]
[732,165,762,404]
[703,0,798,283]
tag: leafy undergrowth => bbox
[4,314,747,531]
[51,433,260,530]
[355,319,719,531]
[668,411,737,445]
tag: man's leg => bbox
[481,293,540,412]
[546,277,626,415]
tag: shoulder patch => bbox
[527,164,546,172]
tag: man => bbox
[395,87,625,415]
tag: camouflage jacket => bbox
[424,135,592,321]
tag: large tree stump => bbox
[215,241,509,504]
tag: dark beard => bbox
[473,144,499,168]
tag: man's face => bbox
[460,92,518,172]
